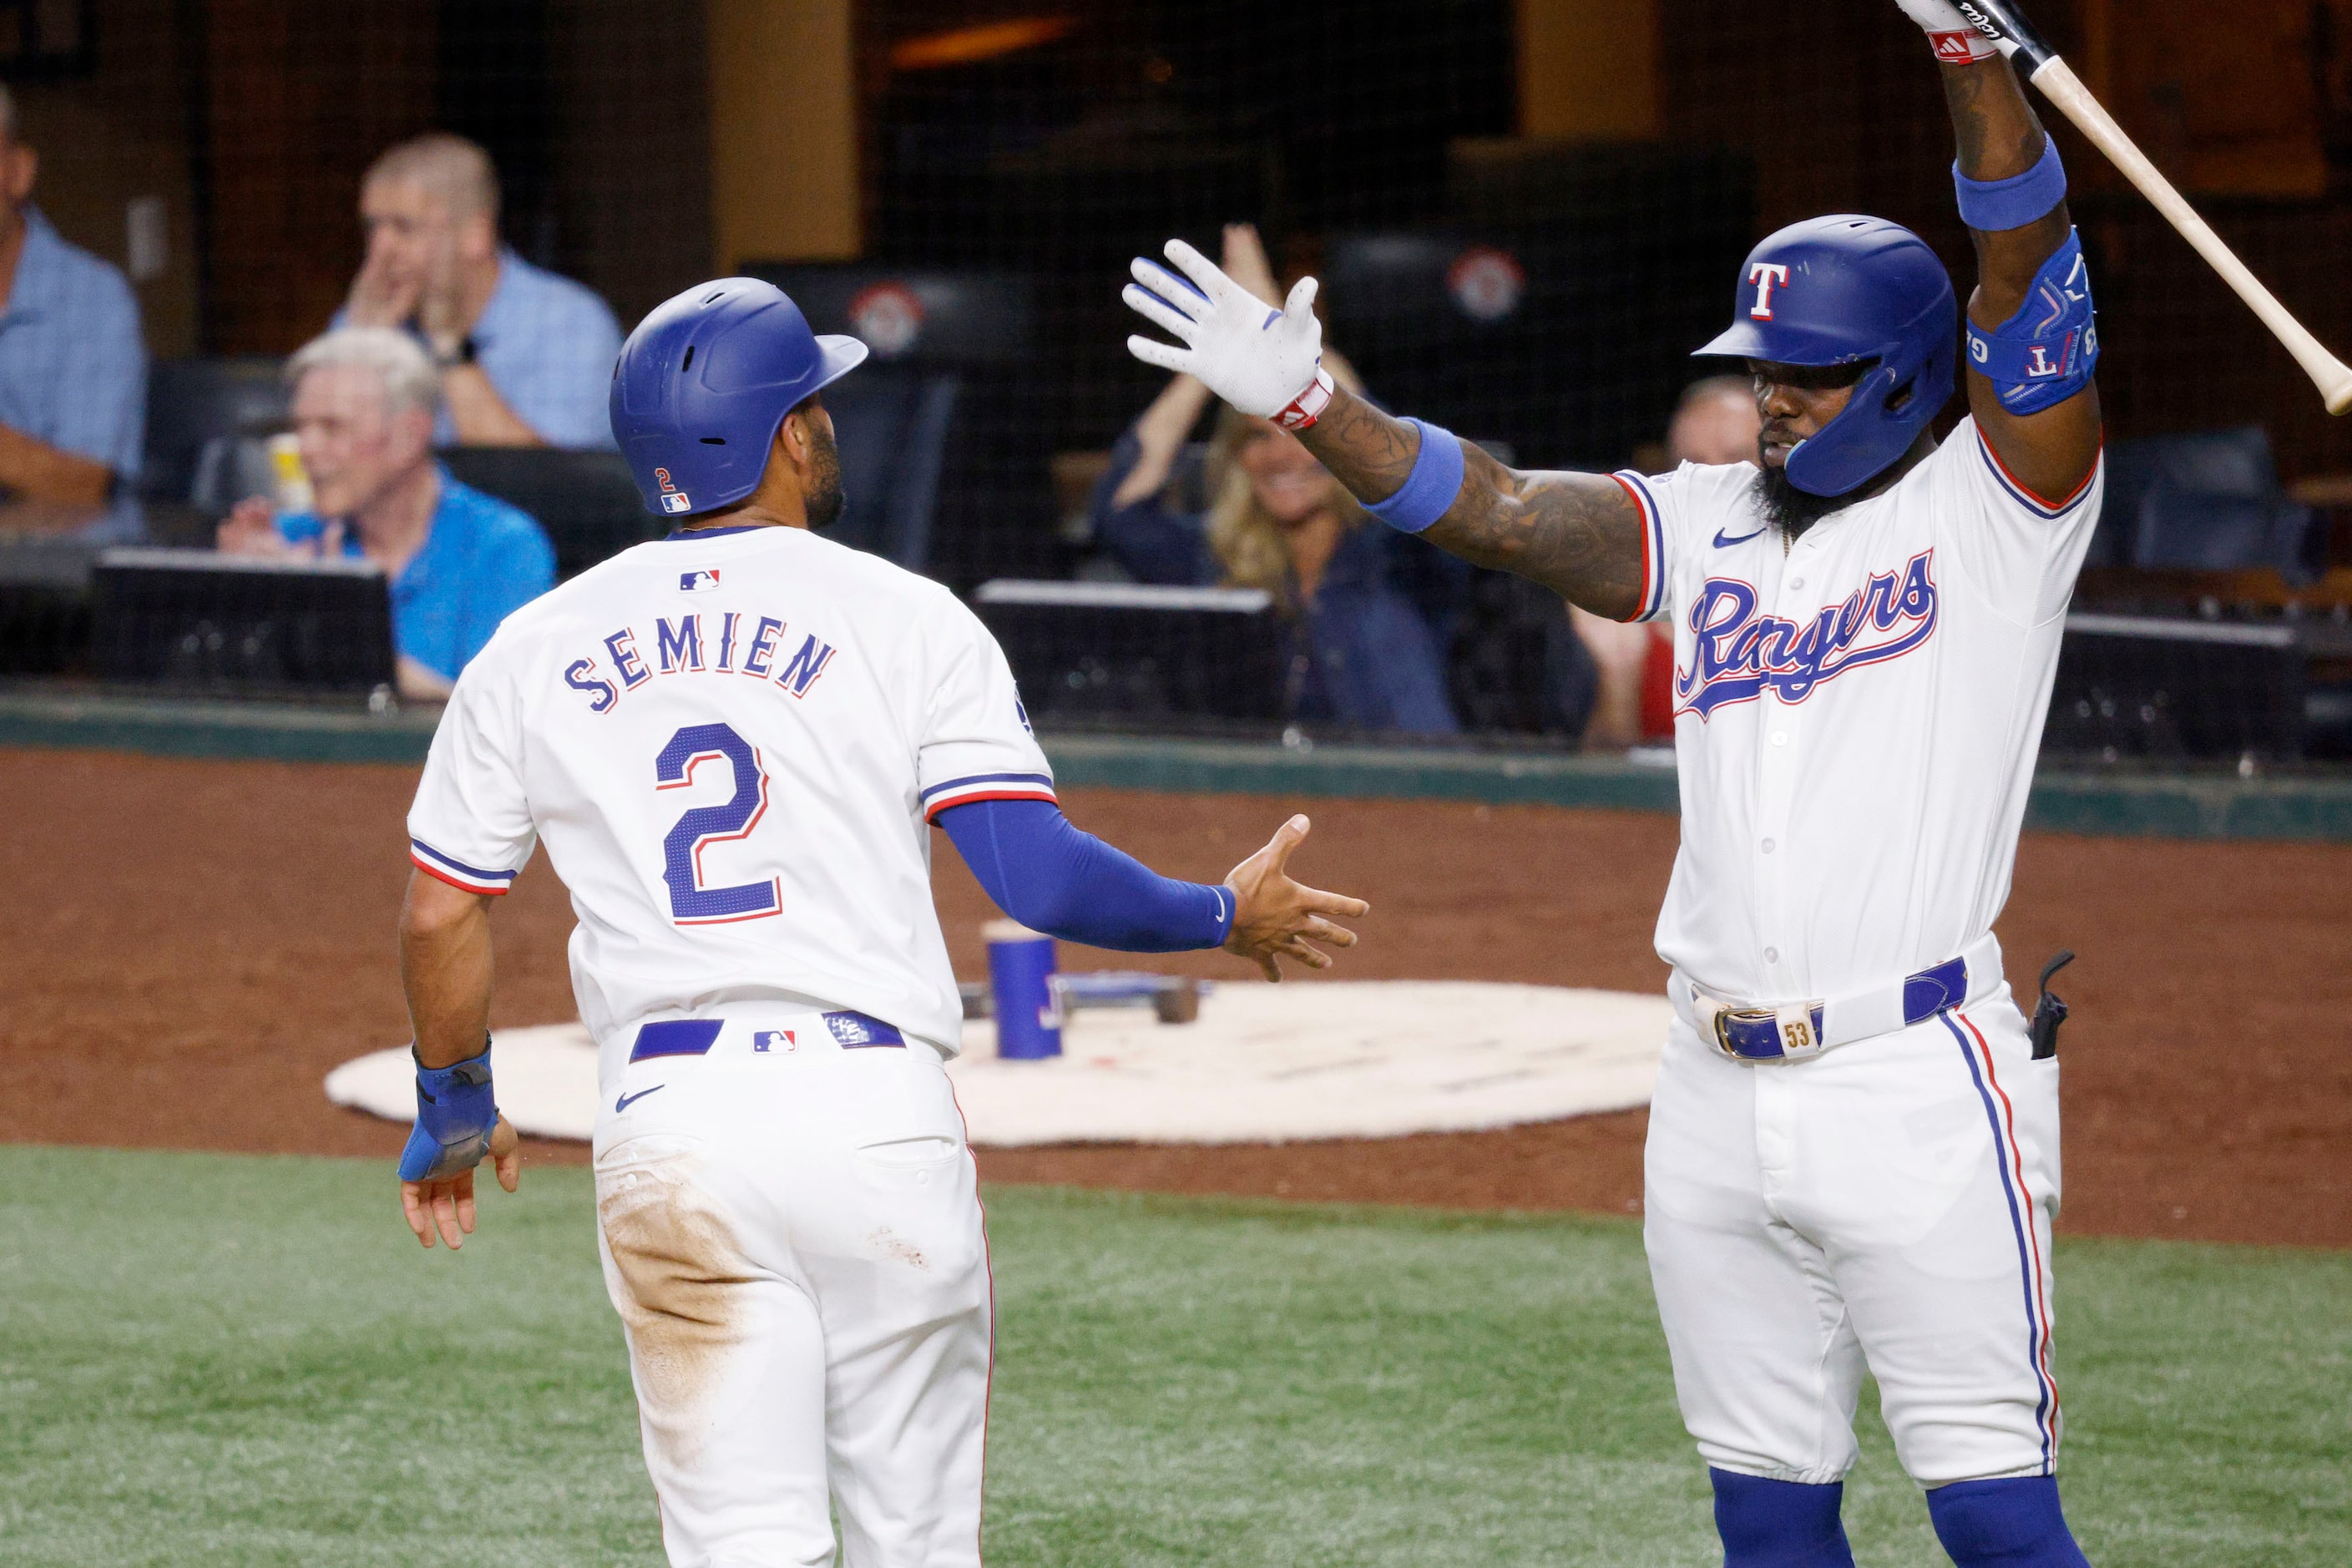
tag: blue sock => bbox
[1925,1476,2092,1565]
[1709,1469,1856,1567]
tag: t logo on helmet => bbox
[1748,263,1791,320]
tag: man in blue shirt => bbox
[336,133,620,449]
[217,327,554,698]
[0,86,145,512]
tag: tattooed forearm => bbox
[1297,387,1419,500]
[1297,387,1646,618]
[1941,54,2043,181]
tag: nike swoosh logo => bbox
[615,1085,665,1113]
[1714,525,1768,548]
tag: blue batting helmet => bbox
[1694,215,1956,498]
[609,278,868,518]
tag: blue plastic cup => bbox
[984,920,1063,1060]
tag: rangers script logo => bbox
[1675,549,1940,717]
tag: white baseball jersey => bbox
[406,522,1056,1070]
[1622,418,2103,1490]
[1614,417,2104,1006]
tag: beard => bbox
[802,417,847,529]
[1753,446,1854,542]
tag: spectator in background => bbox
[1199,402,1459,734]
[1090,224,1458,736]
[217,328,554,699]
[337,133,621,449]
[0,83,144,518]
[1575,375,1762,747]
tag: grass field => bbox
[0,1146,2344,1566]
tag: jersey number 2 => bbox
[655,722,781,924]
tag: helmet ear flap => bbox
[1783,359,1904,498]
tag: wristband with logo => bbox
[1272,367,1335,431]
[1926,26,1998,64]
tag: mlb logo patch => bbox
[751,1029,797,1054]
[661,492,693,514]
[680,569,721,592]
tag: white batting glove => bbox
[1892,0,2011,64]
[1123,240,1336,429]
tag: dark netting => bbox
[0,0,2341,761]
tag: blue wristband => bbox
[397,1042,499,1183]
[1364,419,1464,534]
[1954,136,2066,231]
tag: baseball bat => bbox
[1956,0,2352,415]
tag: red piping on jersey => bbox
[1609,473,1656,625]
[923,788,1060,824]
[409,852,512,896]
[1976,429,2102,513]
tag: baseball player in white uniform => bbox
[390,277,1368,1568]
[1124,7,2103,1563]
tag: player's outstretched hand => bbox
[400,1114,521,1251]
[1123,238,1325,421]
[1222,814,1369,982]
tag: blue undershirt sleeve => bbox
[937,797,1234,953]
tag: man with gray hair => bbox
[218,326,554,696]
[337,132,621,449]
[0,83,146,513]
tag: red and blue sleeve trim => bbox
[409,837,520,896]
[920,771,1058,823]
[1975,430,2102,520]
[1610,471,1669,623]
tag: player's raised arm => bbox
[1120,240,1651,620]
[1899,0,2102,503]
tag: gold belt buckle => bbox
[1712,1006,1779,1058]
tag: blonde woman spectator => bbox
[1089,225,1458,735]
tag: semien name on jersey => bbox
[563,609,838,714]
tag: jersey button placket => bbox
[1755,539,1821,984]
[1754,685,1800,986]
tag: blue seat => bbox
[819,369,959,571]
[142,357,288,505]
[2092,426,2323,581]
[745,266,1039,581]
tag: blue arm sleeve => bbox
[938,798,1234,952]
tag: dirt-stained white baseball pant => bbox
[591,1013,990,1568]
[1642,989,2062,1489]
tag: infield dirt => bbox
[3,747,2345,1247]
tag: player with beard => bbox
[1121,1,2105,1560]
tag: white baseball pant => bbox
[591,1013,990,1568]
[1642,989,2063,1489]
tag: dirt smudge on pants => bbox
[597,1154,756,1462]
